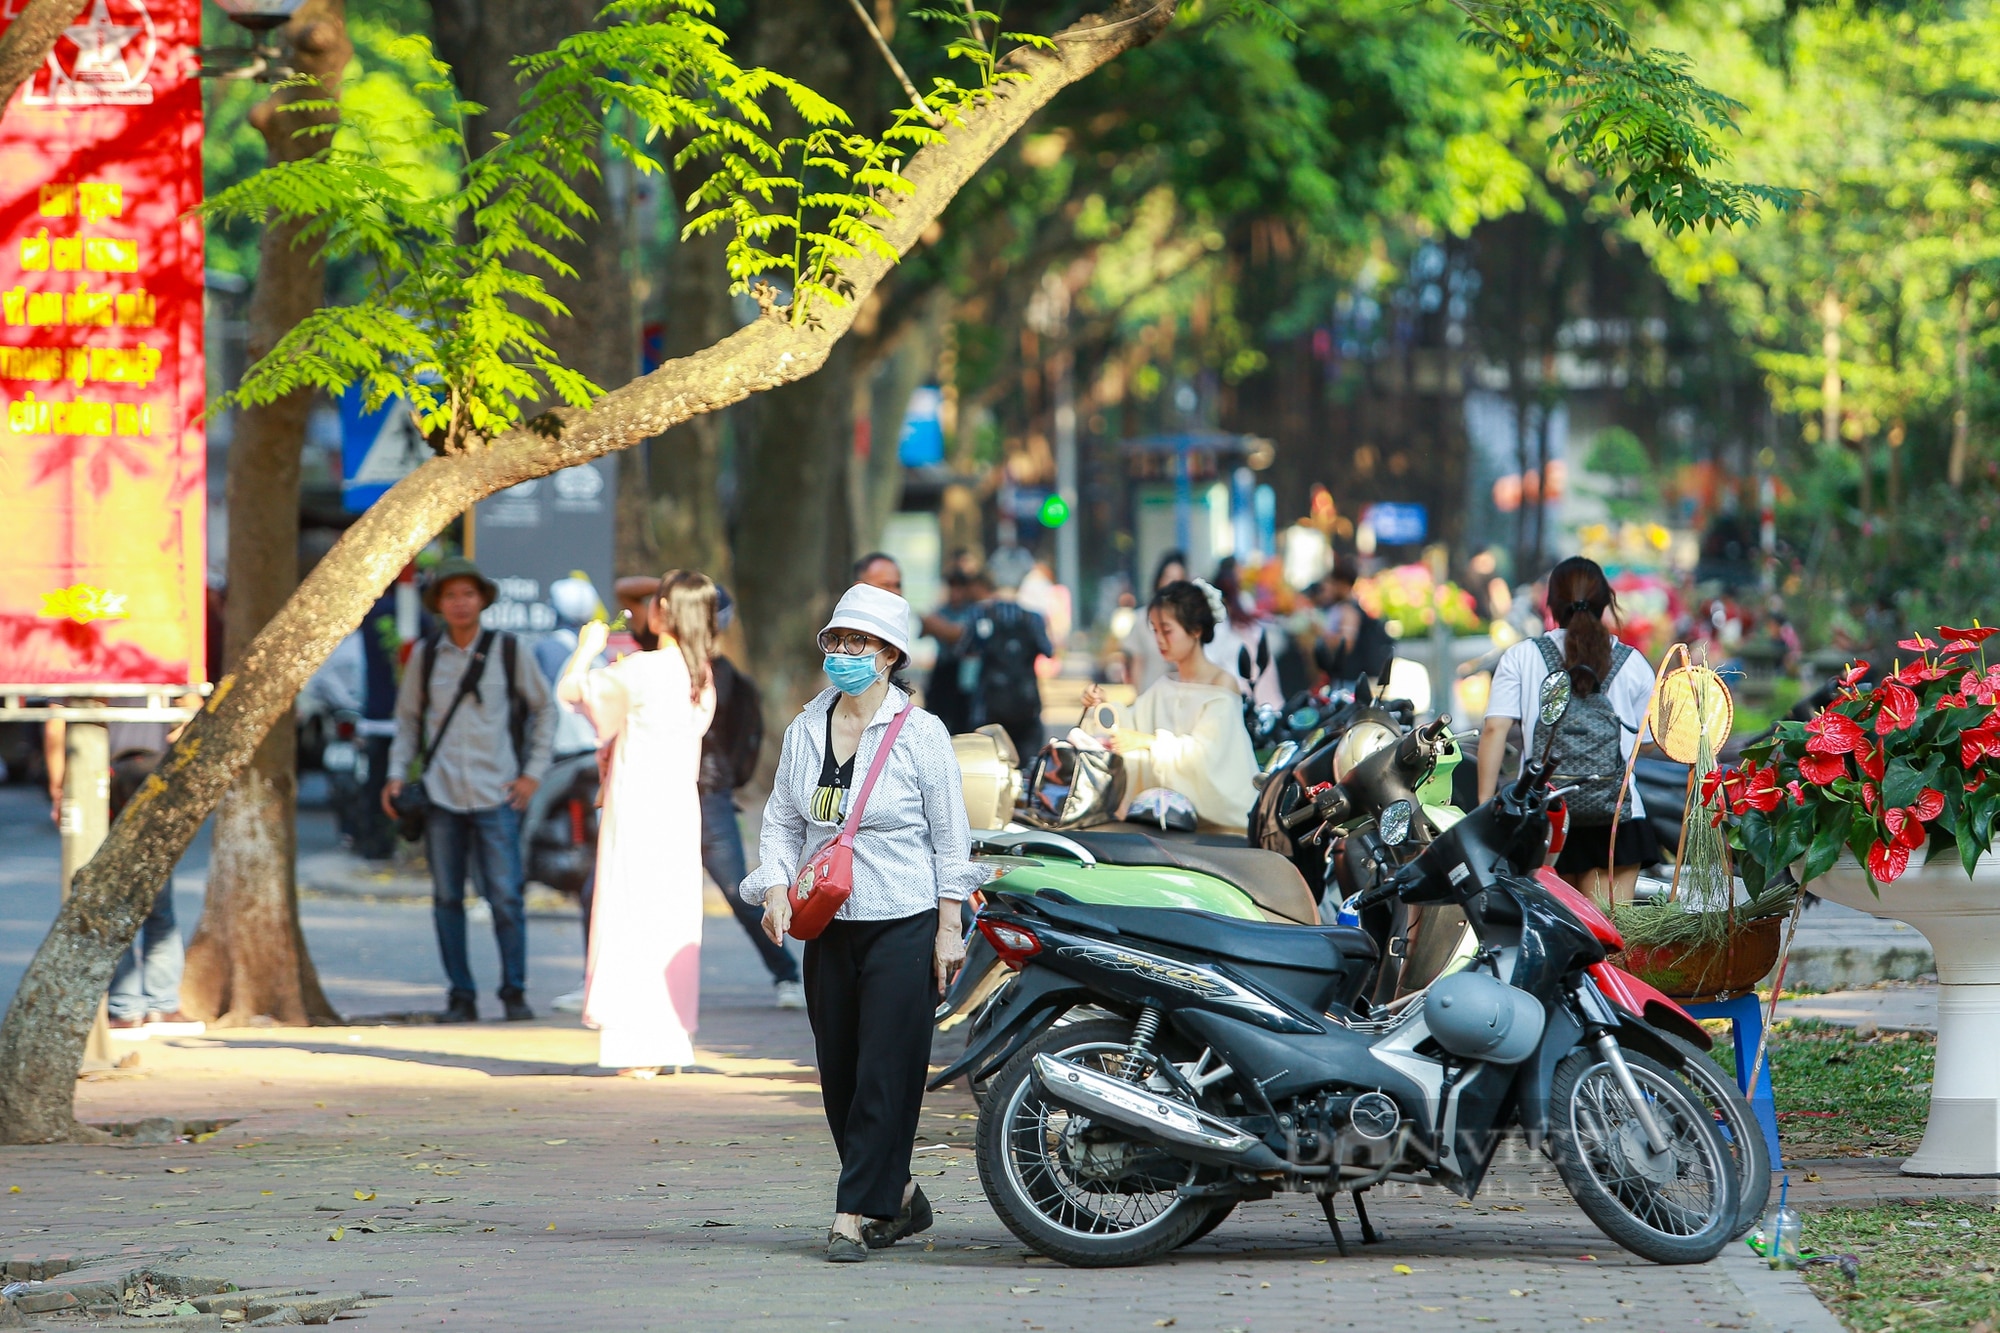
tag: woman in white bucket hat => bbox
[739,581,983,1262]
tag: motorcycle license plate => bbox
[322,740,357,773]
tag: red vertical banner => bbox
[0,0,204,685]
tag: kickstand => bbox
[1317,1190,1350,1258]
[1352,1189,1384,1245]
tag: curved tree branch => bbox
[0,0,87,115]
[0,0,1179,1143]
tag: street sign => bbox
[0,0,206,685]
[1366,502,1428,546]
[340,383,425,512]
[470,458,617,633]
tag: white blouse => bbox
[740,686,984,920]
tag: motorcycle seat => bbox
[1067,832,1322,926]
[1087,903,1379,973]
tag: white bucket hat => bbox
[822,582,912,659]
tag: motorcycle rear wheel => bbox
[1548,1047,1738,1265]
[975,1018,1221,1267]
[1660,1033,1771,1239]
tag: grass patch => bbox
[1798,1199,2000,1331]
[1710,1018,1933,1158]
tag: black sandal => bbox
[863,1184,933,1249]
[826,1229,868,1263]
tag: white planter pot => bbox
[1813,849,2000,1176]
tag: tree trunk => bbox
[433,0,641,568]
[180,1,349,1030]
[0,0,88,115]
[1951,271,1972,487]
[0,0,1174,1145]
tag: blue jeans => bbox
[107,883,181,1021]
[425,804,527,1000]
[703,789,799,985]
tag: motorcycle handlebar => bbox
[1511,756,1547,802]
[1283,783,1352,831]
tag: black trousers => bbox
[803,909,938,1219]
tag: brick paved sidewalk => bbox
[0,996,1844,1333]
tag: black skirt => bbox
[1554,817,1663,876]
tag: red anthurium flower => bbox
[1856,742,1886,781]
[1912,787,1946,821]
[1837,661,1871,688]
[1963,671,2000,707]
[1971,772,1989,795]
[1798,752,1847,786]
[1897,661,1951,684]
[1806,710,1866,754]
[1938,692,1969,710]
[1739,766,1782,813]
[1874,680,1919,735]
[1941,625,1999,644]
[1883,807,1928,850]
[1899,634,1939,653]
[1862,782,1879,812]
[1786,779,1806,804]
[1962,724,2000,769]
[1868,839,1911,882]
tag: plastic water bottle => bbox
[1767,1175,1800,1270]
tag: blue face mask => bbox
[824,652,884,696]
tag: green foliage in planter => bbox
[1612,874,1796,952]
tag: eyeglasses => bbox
[818,629,883,656]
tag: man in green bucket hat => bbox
[384,555,556,1022]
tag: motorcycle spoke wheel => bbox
[1548,1048,1738,1265]
[975,1018,1217,1267]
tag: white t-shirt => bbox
[1486,629,1655,818]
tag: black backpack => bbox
[971,601,1046,726]
[1533,635,1636,823]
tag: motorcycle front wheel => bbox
[1660,1033,1772,1239]
[1547,1047,1739,1265]
[975,1018,1222,1267]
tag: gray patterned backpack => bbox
[1533,635,1635,823]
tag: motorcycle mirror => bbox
[1538,669,1573,730]
[1253,740,1300,791]
[1378,799,1414,847]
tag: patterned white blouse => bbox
[740,685,984,920]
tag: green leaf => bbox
[1801,801,1855,884]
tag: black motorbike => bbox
[936,671,1740,1268]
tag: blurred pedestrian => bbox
[854,552,902,595]
[383,556,557,1023]
[48,701,206,1037]
[963,564,1054,760]
[558,570,718,1075]
[1212,556,1283,707]
[1121,550,1189,691]
[742,582,980,1261]
[1476,556,1659,906]
[918,564,982,735]
[1312,558,1395,687]
[701,587,804,1009]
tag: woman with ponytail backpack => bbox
[1476,557,1660,906]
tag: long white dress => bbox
[573,647,715,1069]
[1119,677,1260,833]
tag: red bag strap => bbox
[836,703,914,844]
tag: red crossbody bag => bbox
[786,704,914,940]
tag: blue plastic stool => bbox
[1684,991,1783,1166]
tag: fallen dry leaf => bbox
[1154,1321,1176,1328]
[328,1226,345,1241]
[354,1190,376,1201]
[164,1168,188,1174]
[1392,1264,1413,1275]
[546,1223,557,1231]
[543,1139,569,1146]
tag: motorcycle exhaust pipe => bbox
[1030,1054,1289,1171]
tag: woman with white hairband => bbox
[739,581,982,1262]
[1081,578,1260,833]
